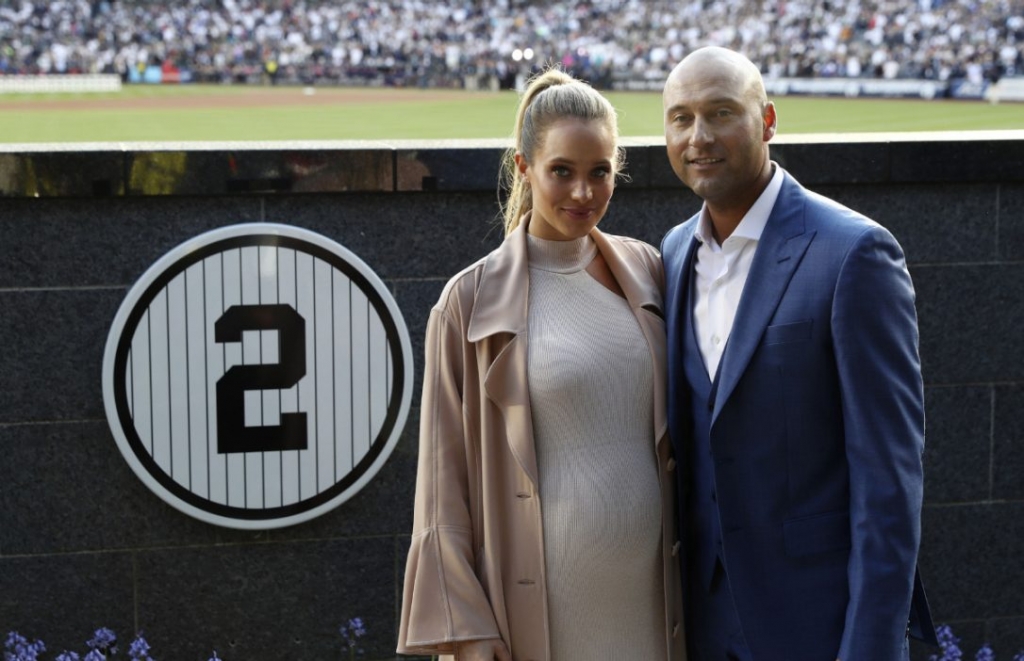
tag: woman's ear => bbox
[514,153,528,177]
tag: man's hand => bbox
[455,638,512,661]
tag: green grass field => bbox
[0,84,1021,143]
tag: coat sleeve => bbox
[832,225,925,661]
[397,305,501,656]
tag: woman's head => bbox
[500,68,623,238]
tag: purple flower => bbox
[3,632,46,661]
[930,624,964,661]
[976,644,996,661]
[86,628,117,656]
[128,633,154,661]
[55,653,82,661]
[339,618,367,659]
[207,652,221,661]
[83,651,106,661]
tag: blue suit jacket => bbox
[662,170,935,661]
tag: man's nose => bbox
[690,116,713,147]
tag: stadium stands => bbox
[1,0,1021,92]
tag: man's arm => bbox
[831,224,925,661]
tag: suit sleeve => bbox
[832,225,924,661]
[396,305,501,656]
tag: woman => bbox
[397,69,684,661]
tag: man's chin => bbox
[685,177,718,199]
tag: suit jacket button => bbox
[666,458,676,472]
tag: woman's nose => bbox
[571,178,593,201]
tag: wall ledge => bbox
[2,131,1022,198]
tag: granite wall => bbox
[0,133,1022,660]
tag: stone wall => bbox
[0,133,1022,659]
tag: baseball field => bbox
[0,84,1021,143]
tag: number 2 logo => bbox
[102,224,413,530]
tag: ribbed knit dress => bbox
[526,233,665,660]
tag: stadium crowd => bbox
[1,0,1022,88]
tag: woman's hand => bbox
[455,638,512,661]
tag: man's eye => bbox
[716,108,733,118]
[672,114,692,124]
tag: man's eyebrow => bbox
[667,98,742,112]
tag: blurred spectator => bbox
[0,0,1021,87]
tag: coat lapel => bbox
[712,174,816,424]
[466,220,538,485]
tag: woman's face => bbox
[518,118,617,242]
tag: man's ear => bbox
[763,102,778,141]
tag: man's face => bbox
[663,58,775,211]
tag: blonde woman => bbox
[397,69,684,661]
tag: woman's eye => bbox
[592,168,610,178]
[552,166,570,177]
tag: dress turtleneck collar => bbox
[526,233,597,274]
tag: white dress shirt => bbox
[692,164,784,378]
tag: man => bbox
[660,47,936,661]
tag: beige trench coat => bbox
[397,219,685,661]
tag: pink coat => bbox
[397,219,686,661]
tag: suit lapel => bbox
[712,175,816,424]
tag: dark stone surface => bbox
[774,142,891,185]
[0,289,123,423]
[913,263,1024,385]
[987,618,1024,659]
[264,192,503,282]
[815,183,1000,265]
[391,278,447,411]
[994,384,1024,501]
[134,537,396,660]
[918,503,1024,621]
[922,386,992,504]
[0,552,136,655]
[0,196,263,289]
[1000,183,1024,261]
[0,421,220,555]
[603,187,702,246]
[891,139,1024,184]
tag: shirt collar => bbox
[694,162,785,247]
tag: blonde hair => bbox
[499,68,623,236]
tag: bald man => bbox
[659,47,936,661]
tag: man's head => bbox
[663,47,777,223]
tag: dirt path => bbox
[0,86,490,111]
